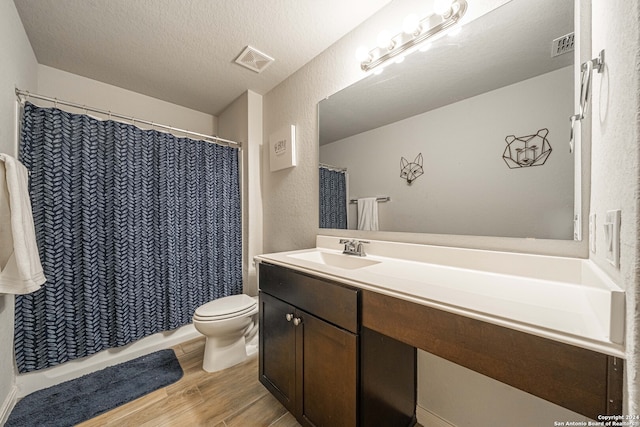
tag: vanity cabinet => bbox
[259,292,357,426]
[259,293,297,411]
[259,263,358,427]
[256,246,625,422]
[258,262,416,427]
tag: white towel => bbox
[0,154,46,294]
[357,197,379,231]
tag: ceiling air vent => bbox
[551,32,575,57]
[234,46,274,73]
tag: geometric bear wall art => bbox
[502,128,552,169]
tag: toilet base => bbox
[202,337,247,373]
[201,325,259,373]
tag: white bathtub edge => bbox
[0,384,18,426]
[15,324,200,398]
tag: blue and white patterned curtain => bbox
[15,102,242,373]
[319,166,347,229]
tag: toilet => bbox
[192,294,259,373]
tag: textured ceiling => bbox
[13,0,392,116]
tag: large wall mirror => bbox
[319,0,578,240]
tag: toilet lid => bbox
[195,294,257,318]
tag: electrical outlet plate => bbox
[589,213,596,253]
[603,210,621,268]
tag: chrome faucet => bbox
[339,239,370,256]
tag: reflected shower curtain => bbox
[14,102,242,373]
[319,166,347,229]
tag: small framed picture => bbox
[269,125,296,172]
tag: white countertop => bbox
[255,236,625,358]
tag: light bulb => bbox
[376,30,393,49]
[373,67,384,75]
[402,14,421,34]
[355,46,370,62]
[394,55,405,64]
[434,0,454,16]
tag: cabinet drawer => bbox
[259,262,359,333]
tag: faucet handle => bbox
[339,238,351,244]
[354,240,369,256]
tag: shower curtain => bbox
[14,102,242,373]
[319,166,347,229]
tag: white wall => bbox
[0,5,37,156]
[590,0,640,414]
[218,91,264,296]
[263,0,639,424]
[321,67,573,239]
[0,0,38,422]
[37,65,217,135]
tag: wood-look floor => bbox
[78,337,423,427]
[78,338,300,427]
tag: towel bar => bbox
[349,197,390,204]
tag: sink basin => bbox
[288,250,380,270]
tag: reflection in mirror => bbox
[319,0,575,240]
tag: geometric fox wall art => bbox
[400,153,424,184]
[502,128,552,169]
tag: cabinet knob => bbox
[285,313,294,322]
[293,317,302,326]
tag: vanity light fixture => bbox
[357,0,467,72]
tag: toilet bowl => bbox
[193,294,258,373]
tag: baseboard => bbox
[0,385,18,426]
[16,324,200,398]
[416,405,456,427]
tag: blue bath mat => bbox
[6,349,183,427]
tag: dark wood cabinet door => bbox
[259,292,296,412]
[298,310,358,427]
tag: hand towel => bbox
[357,197,379,231]
[0,154,46,294]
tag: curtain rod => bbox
[15,88,242,148]
[319,163,347,172]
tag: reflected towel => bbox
[357,197,379,231]
[0,154,46,294]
